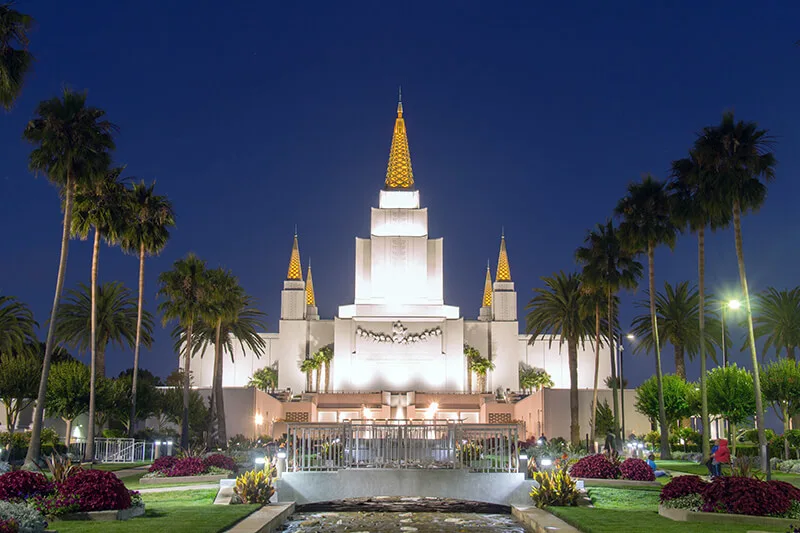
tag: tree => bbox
[671,148,731,461]
[23,89,116,465]
[594,400,616,438]
[615,176,678,459]
[464,344,481,393]
[470,355,495,394]
[706,364,756,455]
[629,282,725,379]
[157,253,212,449]
[519,363,554,394]
[760,359,800,459]
[576,220,642,439]
[696,111,776,472]
[316,345,334,393]
[120,181,174,436]
[525,272,594,445]
[158,386,208,445]
[0,352,41,433]
[98,374,159,435]
[0,3,33,110]
[0,295,37,355]
[45,360,91,447]
[750,288,800,360]
[634,374,693,431]
[248,365,278,392]
[300,358,316,392]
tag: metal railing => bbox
[69,439,156,463]
[287,421,518,472]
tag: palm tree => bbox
[300,358,316,392]
[629,282,725,379]
[464,345,480,393]
[470,356,495,393]
[316,345,334,392]
[157,254,212,449]
[120,181,174,436]
[248,365,278,392]
[23,89,116,465]
[313,351,325,393]
[670,149,731,461]
[0,3,33,110]
[0,295,37,354]
[575,220,642,438]
[750,288,800,360]
[696,111,777,472]
[615,176,678,459]
[525,272,594,446]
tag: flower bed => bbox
[567,454,657,484]
[145,454,236,480]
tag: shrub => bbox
[0,465,8,476]
[619,458,655,481]
[234,465,276,504]
[0,518,16,533]
[44,454,81,484]
[701,476,790,516]
[769,480,800,503]
[167,457,204,477]
[0,471,52,501]
[102,429,126,439]
[529,466,580,508]
[660,493,703,511]
[38,428,60,449]
[0,501,46,533]
[205,466,235,476]
[28,492,80,520]
[148,455,178,474]
[660,475,707,502]
[58,470,131,512]
[568,454,620,479]
[202,454,236,473]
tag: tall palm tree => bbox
[470,356,495,394]
[0,3,33,110]
[670,149,731,460]
[248,365,278,392]
[120,181,174,436]
[696,111,777,472]
[23,89,115,465]
[158,254,212,449]
[575,220,642,438]
[630,282,725,380]
[316,345,334,393]
[0,295,37,354]
[300,358,316,392]
[525,272,594,446]
[750,288,800,360]
[615,176,678,459]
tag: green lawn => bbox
[53,490,259,533]
[548,486,787,533]
[119,472,216,491]
[88,462,151,472]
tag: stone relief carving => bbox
[355,321,442,345]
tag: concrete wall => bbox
[541,388,650,442]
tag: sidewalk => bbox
[137,483,220,494]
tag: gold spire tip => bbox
[385,93,414,189]
[482,264,493,307]
[496,234,511,282]
[305,262,316,306]
[287,234,302,280]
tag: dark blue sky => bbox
[1,1,799,390]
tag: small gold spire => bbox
[482,263,493,307]
[384,90,414,189]
[496,234,511,282]
[287,233,302,281]
[305,261,316,306]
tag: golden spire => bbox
[384,88,414,189]
[482,262,493,307]
[286,232,302,281]
[305,260,316,306]
[496,232,511,282]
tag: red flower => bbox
[568,454,620,479]
[701,476,791,516]
[149,455,179,473]
[58,469,131,512]
[0,471,53,500]
[166,457,204,477]
[619,458,655,482]
[660,475,707,502]
[201,454,236,473]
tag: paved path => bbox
[137,483,220,494]
[110,465,150,478]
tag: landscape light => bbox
[637,443,644,449]
[537,438,544,446]
[541,458,553,467]
[519,454,528,460]
[154,441,161,446]
[277,451,287,459]
[255,413,264,426]
[255,457,266,465]
[166,441,173,446]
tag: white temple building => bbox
[188,98,649,441]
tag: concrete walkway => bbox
[110,465,150,478]
[137,483,220,494]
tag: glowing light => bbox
[541,458,553,467]
[154,441,161,446]
[277,451,287,459]
[728,299,741,310]
[166,441,173,446]
[626,333,635,340]
[255,457,266,465]
[427,402,439,419]
[255,413,264,426]
[362,407,372,419]
[519,454,528,460]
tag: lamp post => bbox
[720,299,741,367]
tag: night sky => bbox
[1,1,799,392]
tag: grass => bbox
[119,472,217,491]
[548,486,788,532]
[53,489,259,533]
[88,462,150,472]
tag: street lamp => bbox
[720,299,741,367]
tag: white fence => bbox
[287,420,519,472]
[69,438,156,463]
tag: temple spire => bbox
[496,233,511,282]
[482,263,493,307]
[286,232,302,281]
[306,260,316,306]
[384,90,414,189]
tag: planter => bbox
[576,478,661,488]
[658,504,797,528]
[56,504,145,522]
[140,474,232,485]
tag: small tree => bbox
[594,400,617,438]
[45,360,91,447]
[634,374,692,431]
[158,386,208,444]
[0,352,41,433]
[248,365,278,393]
[470,356,495,393]
[464,344,481,393]
[707,364,756,454]
[519,363,554,393]
[300,358,317,392]
[760,359,800,459]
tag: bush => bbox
[530,467,580,508]
[58,470,131,512]
[167,457,204,477]
[0,501,46,533]
[644,431,660,448]
[148,455,178,474]
[234,465,276,504]
[0,518,16,533]
[0,465,9,476]
[660,475,708,502]
[568,454,620,479]
[769,480,800,503]
[28,492,81,520]
[619,458,655,481]
[660,493,703,511]
[202,454,236,473]
[0,472,52,501]
[701,476,790,516]
[102,429,126,439]
[44,454,81,484]
[38,428,60,449]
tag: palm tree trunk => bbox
[674,344,686,380]
[591,302,600,441]
[86,227,101,462]
[788,347,796,361]
[785,404,791,460]
[181,322,193,450]
[211,321,227,448]
[477,372,486,394]
[648,243,670,460]
[608,288,620,439]
[64,418,72,448]
[216,351,227,446]
[26,174,75,466]
[568,338,580,447]
[697,228,711,461]
[129,243,146,437]
[466,357,472,394]
[733,200,768,473]
[315,367,321,393]
[306,370,312,393]
[325,360,331,393]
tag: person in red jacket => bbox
[713,438,731,476]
